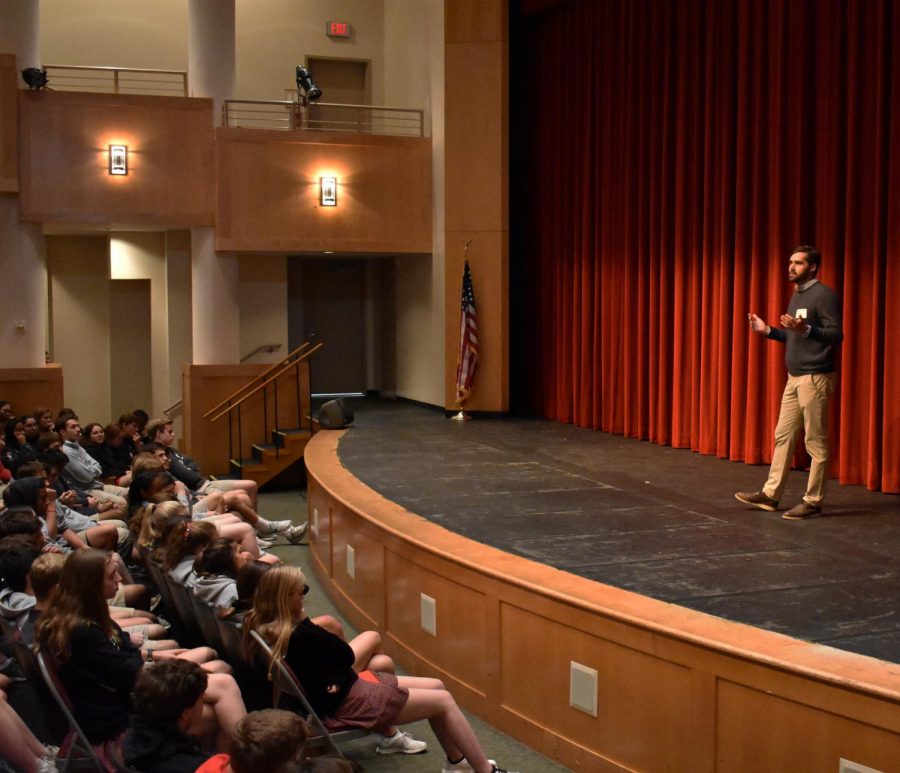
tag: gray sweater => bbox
[767,280,842,375]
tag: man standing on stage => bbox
[735,246,843,519]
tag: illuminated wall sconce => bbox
[108,144,128,175]
[320,176,337,206]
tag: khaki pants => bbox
[763,372,836,505]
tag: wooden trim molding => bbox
[305,430,900,771]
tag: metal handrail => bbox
[223,97,425,137]
[206,343,323,424]
[42,64,188,96]
[202,342,313,419]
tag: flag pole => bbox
[452,239,476,421]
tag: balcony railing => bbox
[42,65,188,96]
[223,96,425,137]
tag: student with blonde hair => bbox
[244,565,517,773]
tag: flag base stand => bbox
[451,410,471,422]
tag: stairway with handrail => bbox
[204,341,323,487]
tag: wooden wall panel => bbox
[384,549,490,696]
[306,430,900,772]
[0,54,17,192]
[330,501,386,630]
[181,362,307,476]
[216,128,432,254]
[18,90,214,226]
[716,680,900,772]
[0,366,64,417]
[501,604,695,771]
[443,0,509,412]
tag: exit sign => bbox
[326,21,352,38]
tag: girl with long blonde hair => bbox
[244,565,515,773]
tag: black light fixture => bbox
[21,67,49,89]
[295,65,322,102]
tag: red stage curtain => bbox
[517,0,900,492]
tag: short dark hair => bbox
[144,419,171,443]
[14,460,46,479]
[0,537,40,592]
[229,710,309,773]
[194,538,240,578]
[36,432,61,452]
[131,660,208,723]
[53,416,78,434]
[38,448,69,474]
[792,245,821,272]
[0,507,42,539]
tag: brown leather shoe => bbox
[782,502,823,520]
[734,490,779,511]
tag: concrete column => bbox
[0,196,46,367]
[191,227,240,364]
[188,0,235,125]
[0,0,40,75]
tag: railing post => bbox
[295,361,302,430]
[262,386,269,455]
[227,410,234,471]
[237,405,243,474]
[273,380,280,459]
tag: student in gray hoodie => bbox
[192,538,251,617]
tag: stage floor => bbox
[335,397,900,665]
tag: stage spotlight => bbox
[22,67,48,89]
[296,65,322,102]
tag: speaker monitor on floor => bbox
[318,399,354,429]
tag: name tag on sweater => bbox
[795,308,807,319]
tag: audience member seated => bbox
[3,418,36,477]
[36,550,247,759]
[195,709,308,773]
[55,416,127,508]
[192,538,248,617]
[38,449,125,524]
[32,408,54,437]
[81,423,132,487]
[245,565,517,772]
[144,423,306,543]
[145,418,260,508]
[164,521,217,589]
[0,537,39,631]
[130,467,276,559]
[0,402,12,422]
[122,660,213,773]
[0,675,58,773]
[3,477,143,606]
[21,416,41,452]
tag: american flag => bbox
[455,260,479,405]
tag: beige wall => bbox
[108,278,152,417]
[31,0,448,408]
[237,0,386,103]
[109,232,174,417]
[47,235,111,421]
[239,254,289,364]
[40,0,188,71]
[390,0,445,407]
[39,0,391,103]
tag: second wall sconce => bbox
[108,145,128,175]
[320,176,337,206]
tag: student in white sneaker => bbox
[244,565,517,773]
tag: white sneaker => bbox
[285,522,308,544]
[376,730,427,755]
[264,519,292,535]
[442,759,496,772]
[256,536,276,549]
